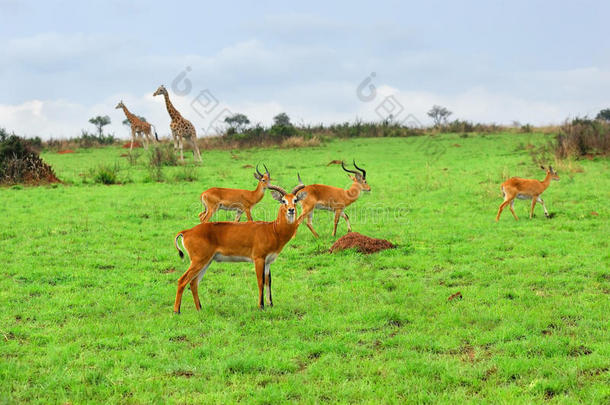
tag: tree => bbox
[273,112,291,127]
[427,105,452,126]
[595,108,610,122]
[89,115,111,137]
[224,113,250,134]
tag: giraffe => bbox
[115,101,158,152]
[153,85,202,162]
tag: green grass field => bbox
[1,133,609,403]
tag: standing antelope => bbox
[198,164,272,223]
[297,160,370,237]
[496,165,560,221]
[173,183,307,313]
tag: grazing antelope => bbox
[173,183,307,313]
[496,165,560,221]
[297,160,370,237]
[198,164,272,223]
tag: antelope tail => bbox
[175,232,185,258]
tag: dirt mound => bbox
[57,149,74,154]
[2,153,60,185]
[122,141,143,149]
[1,134,60,185]
[329,232,395,254]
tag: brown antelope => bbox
[297,160,370,237]
[496,165,560,221]
[198,164,272,223]
[173,183,307,313]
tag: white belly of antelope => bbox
[516,194,532,200]
[213,254,252,263]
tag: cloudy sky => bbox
[1,0,609,139]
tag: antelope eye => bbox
[293,198,297,203]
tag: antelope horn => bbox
[263,163,270,176]
[291,184,306,195]
[267,185,288,196]
[297,173,303,185]
[341,161,358,175]
[353,160,366,178]
[255,163,263,177]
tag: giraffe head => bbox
[115,100,125,109]
[153,85,168,97]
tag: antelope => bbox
[198,164,272,223]
[297,160,370,237]
[173,183,307,313]
[496,165,560,221]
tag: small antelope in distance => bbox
[174,183,307,313]
[297,160,370,237]
[115,101,158,151]
[496,165,560,221]
[198,164,272,223]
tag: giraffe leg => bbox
[178,136,184,161]
[130,127,136,152]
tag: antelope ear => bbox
[253,173,262,180]
[549,165,554,173]
[271,190,284,202]
[296,191,307,202]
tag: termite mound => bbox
[329,232,395,254]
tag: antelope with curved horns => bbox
[496,165,560,221]
[198,164,272,223]
[296,160,370,237]
[173,183,307,312]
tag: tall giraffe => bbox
[153,85,202,162]
[115,101,158,152]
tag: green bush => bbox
[90,164,120,185]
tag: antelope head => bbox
[541,165,560,181]
[268,184,307,224]
[342,160,370,191]
[253,163,272,188]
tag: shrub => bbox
[89,164,120,185]
[0,128,60,185]
[173,165,199,182]
[554,117,610,158]
[147,144,178,182]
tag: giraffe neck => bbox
[121,105,137,122]
[162,92,182,122]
